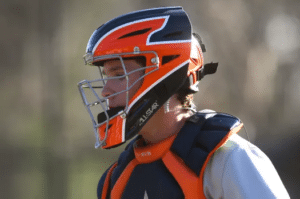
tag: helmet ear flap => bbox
[188,33,204,87]
[180,33,219,94]
[191,33,219,81]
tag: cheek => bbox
[128,72,143,98]
[110,79,127,92]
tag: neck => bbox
[138,98,193,145]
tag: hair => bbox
[176,88,194,108]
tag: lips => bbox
[107,100,124,110]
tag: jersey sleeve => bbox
[203,134,290,199]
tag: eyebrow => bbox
[102,66,124,75]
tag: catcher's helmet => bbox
[78,6,218,149]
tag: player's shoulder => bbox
[221,133,251,151]
[207,133,271,180]
[211,134,251,161]
[193,109,241,129]
[194,110,250,162]
[215,133,267,163]
[171,109,242,175]
[204,134,291,198]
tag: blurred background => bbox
[1,0,299,198]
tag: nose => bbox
[101,80,114,98]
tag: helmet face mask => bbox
[78,7,212,149]
[78,51,159,148]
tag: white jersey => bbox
[203,134,290,198]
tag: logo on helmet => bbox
[139,101,159,126]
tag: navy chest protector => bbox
[97,112,243,199]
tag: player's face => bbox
[101,59,143,108]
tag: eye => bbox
[101,66,126,79]
[116,73,126,80]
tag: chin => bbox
[108,103,125,109]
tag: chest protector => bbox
[97,112,243,199]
